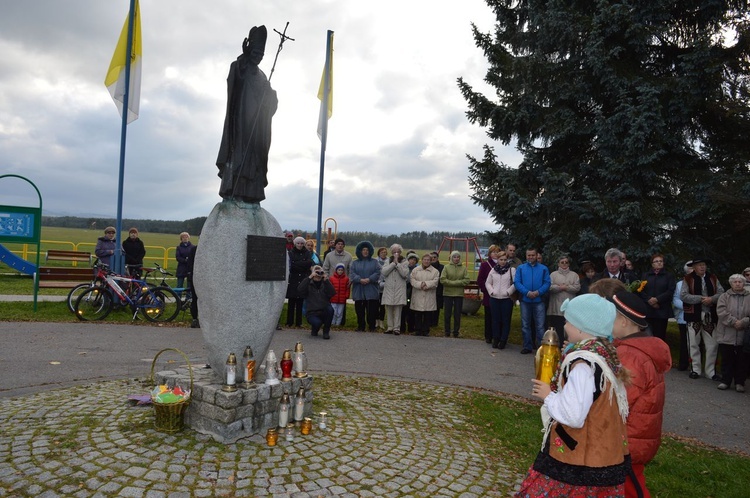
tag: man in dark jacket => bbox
[639,253,676,342]
[593,247,637,285]
[297,265,335,339]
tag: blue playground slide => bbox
[0,243,37,275]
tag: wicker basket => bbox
[149,348,194,433]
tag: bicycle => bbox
[65,261,151,314]
[146,263,192,313]
[74,263,181,322]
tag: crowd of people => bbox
[473,245,750,391]
[284,236,476,340]
[283,235,748,497]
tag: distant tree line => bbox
[42,216,207,236]
[43,216,492,251]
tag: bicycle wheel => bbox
[67,283,91,314]
[74,287,113,321]
[66,280,105,313]
[140,286,180,322]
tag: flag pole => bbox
[113,0,137,275]
[316,30,333,255]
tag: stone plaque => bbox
[246,235,286,281]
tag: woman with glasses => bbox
[94,226,120,267]
[715,274,750,392]
[640,253,676,341]
[547,255,581,345]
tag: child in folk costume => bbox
[517,294,631,498]
[329,263,350,326]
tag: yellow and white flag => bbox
[104,0,142,123]
[317,32,334,140]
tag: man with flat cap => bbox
[680,258,724,380]
[611,290,671,498]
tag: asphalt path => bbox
[0,321,748,454]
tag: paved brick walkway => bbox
[0,375,518,497]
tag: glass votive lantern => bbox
[266,428,278,446]
[280,349,293,382]
[264,349,280,385]
[294,386,306,423]
[285,423,295,442]
[242,346,256,388]
[318,411,328,431]
[292,341,308,378]
[223,353,237,392]
[300,417,313,435]
[278,393,290,428]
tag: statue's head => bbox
[243,26,267,65]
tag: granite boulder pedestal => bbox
[193,200,287,385]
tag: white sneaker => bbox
[717,383,729,390]
[737,384,745,393]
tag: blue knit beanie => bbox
[560,294,616,341]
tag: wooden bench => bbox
[37,267,95,288]
[38,250,94,288]
[45,250,92,264]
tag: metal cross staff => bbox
[268,22,295,83]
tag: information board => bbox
[0,205,40,243]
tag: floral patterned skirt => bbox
[515,468,624,498]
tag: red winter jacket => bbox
[329,273,350,304]
[614,334,672,465]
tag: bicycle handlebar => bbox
[153,263,174,277]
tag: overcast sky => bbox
[0,0,520,235]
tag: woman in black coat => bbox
[285,237,313,327]
[122,228,146,277]
[640,253,676,341]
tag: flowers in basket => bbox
[627,280,647,293]
[151,384,190,404]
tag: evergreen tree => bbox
[459,0,750,273]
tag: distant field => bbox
[2,226,197,270]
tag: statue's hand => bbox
[242,36,250,54]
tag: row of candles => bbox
[222,341,309,391]
[266,409,329,446]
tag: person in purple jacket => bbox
[476,245,502,344]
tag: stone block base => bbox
[154,367,314,444]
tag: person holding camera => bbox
[297,265,336,339]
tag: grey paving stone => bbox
[0,377,517,497]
